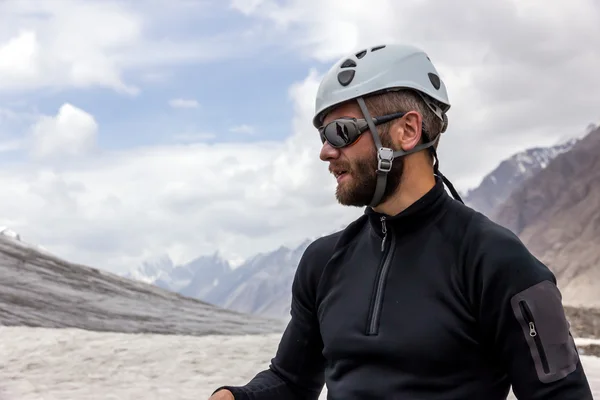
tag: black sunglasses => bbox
[318,111,406,148]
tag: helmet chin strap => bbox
[355,97,463,208]
[429,148,464,204]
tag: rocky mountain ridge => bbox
[493,126,600,308]
[461,138,578,216]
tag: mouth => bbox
[331,169,349,182]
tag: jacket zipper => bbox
[519,300,550,373]
[380,216,387,251]
[366,216,395,336]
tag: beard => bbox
[334,134,404,207]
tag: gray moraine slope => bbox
[0,236,284,336]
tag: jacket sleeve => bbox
[470,223,593,399]
[212,241,327,400]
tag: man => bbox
[209,43,593,399]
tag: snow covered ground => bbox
[0,327,599,400]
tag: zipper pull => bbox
[380,216,387,252]
[529,322,537,337]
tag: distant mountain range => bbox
[123,242,312,320]
[123,125,600,319]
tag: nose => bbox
[319,141,340,161]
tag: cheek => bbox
[344,149,377,173]
[341,137,374,159]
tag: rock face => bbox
[0,235,284,336]
[493,127,600,308]
[462,139,578,216]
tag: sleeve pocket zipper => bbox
[519,300,550,374]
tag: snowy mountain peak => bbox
[206,250,230,265]
[124,254,174,284]
[513,139,577,171]
[0,226,21,241]
[463,139,579,216]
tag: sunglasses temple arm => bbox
[372,112,405,126]
[356,98,385,150]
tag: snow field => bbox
[0,327,598,400]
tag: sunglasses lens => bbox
[322,120,359,148]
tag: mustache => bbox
[329,162,352,174]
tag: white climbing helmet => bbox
[312,43,464,208]
[312,43,450,132]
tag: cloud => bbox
[0,0,251,95]
[29,103,98,160]
[0,2,142,95]
[0,139,23,153]
[0,71,361,273]
[169,98,200,109]
[229,124,255,135]
[230,0,600,189]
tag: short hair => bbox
[363,89,444,150]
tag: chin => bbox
[335,180,377,207]
[336,190,367,208]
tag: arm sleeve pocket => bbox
[510,280,580,383]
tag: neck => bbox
[372,162,436,216]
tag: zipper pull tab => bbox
[380,216,387,252]
[529,322,537,337]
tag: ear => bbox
[389,111,423,151]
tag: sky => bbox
[0,0,599,274]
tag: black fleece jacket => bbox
[214,177,593,399]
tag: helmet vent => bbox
[428,73,441,90]
[341,59,357,68]
[337,70,355,86]
[371,45,386,52]
[355,49,367,59]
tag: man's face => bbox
[319,102,404,207]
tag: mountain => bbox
[123,254,174,284]
[124,251,233,298]
[203,241,311,318]
[0,233,284,335]
[492,126,600,308]
[126,241,311,320]
[176,252,232,298]
[462,138,578,216]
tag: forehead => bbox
[322,101,363,125]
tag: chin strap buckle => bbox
[377,147,393,173]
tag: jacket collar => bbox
[365,176,450,239]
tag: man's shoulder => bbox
[303,231,344,262]
[462,206,526,255]
[440,199,540,274]
[449,201,556,287]
[303,215,367,263]
[292,215,368,298]
[436,200,510,255]
[442,199,523,250]
[442,202,559,312]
